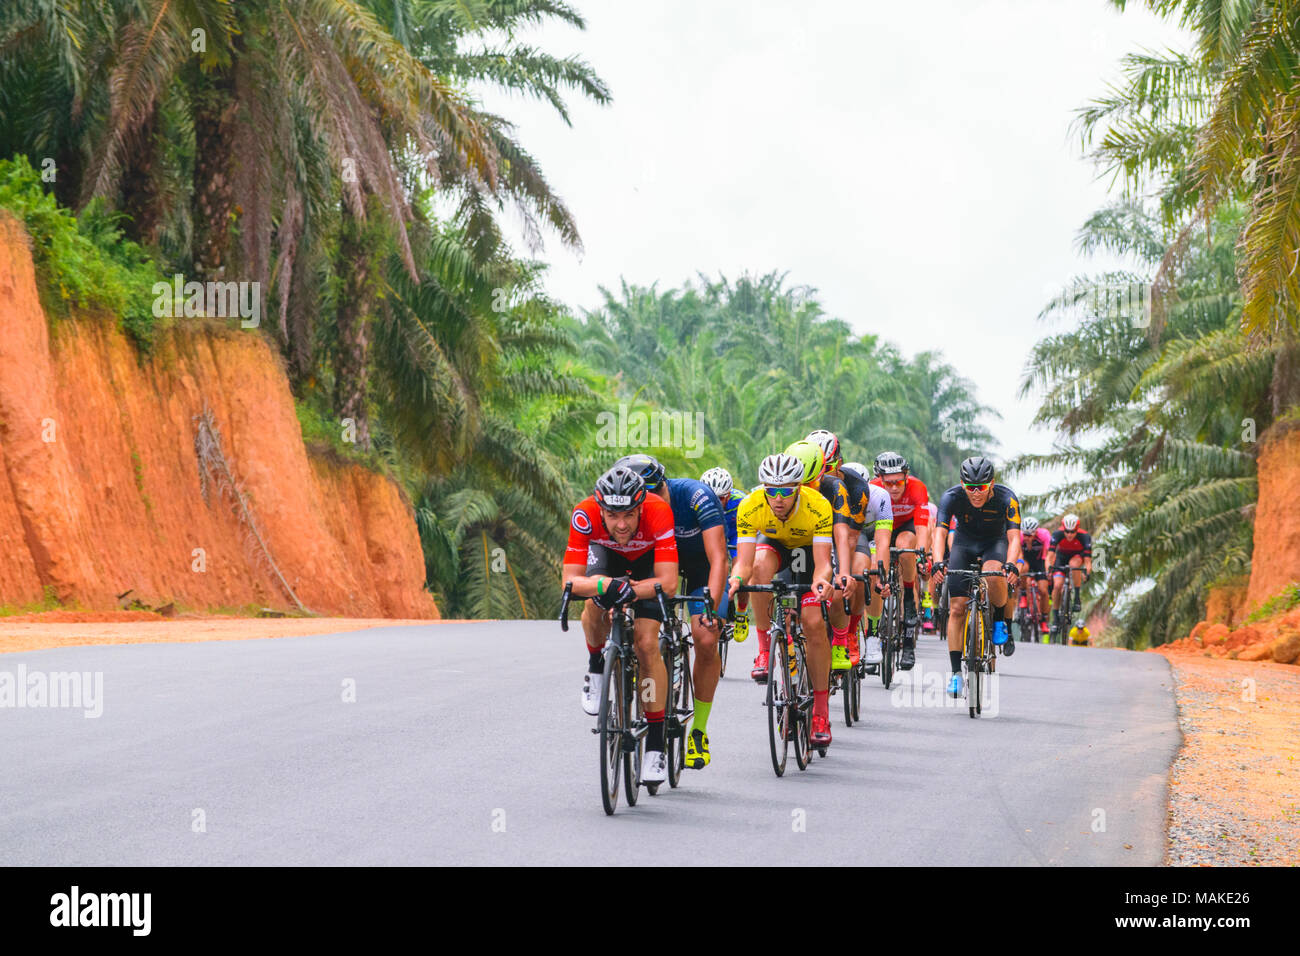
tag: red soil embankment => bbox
[0,213,437,619]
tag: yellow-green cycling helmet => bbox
[783,440,825,485]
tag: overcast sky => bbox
[476,0,1189,494]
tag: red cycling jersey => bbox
[870,475,930,529]
[563,494,678,565]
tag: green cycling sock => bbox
[692,698,712,735]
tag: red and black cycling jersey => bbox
[935,483,1021,540]
[1049,528,1092,563]
[563,494,678,565]
[870,475,930,529]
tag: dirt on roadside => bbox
[1153,650,1300,865]
[0,612,459,654]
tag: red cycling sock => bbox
[831,625,849,647]
[813,690,829,721]
[849,613,862,637]
[757,628,770,655]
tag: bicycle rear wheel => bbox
[767,636,789,777]
[598,646,623,815]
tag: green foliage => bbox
[0,156,161,349]
[1243,582,1300,624]
[1016,200,1269,648]
[0,585,63,617]
[574,272,998,491]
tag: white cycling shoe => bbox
[581,672,600,716]
[642,750,668,783]
[865,636,883,663]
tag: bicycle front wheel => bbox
[767,637,789,777]
[598,646,623,815]
[965,609,982,719]
[793,641,813,770]
[668,637,692,789]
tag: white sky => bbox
[476,0,1190,495]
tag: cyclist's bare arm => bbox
[812,541,833,595]
[563,564,606,598]
[931,526,949,566]
[630,561,679,598]
[702,525,728,613]
[832,522,856,597]
[1005,528,1022,566]
[729,541,757,596]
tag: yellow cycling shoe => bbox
[685,728,710,768]
[734,610,749,643]
[831,643,851,671]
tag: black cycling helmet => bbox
[614,453,666,491]
[873,452,908,477]
[959,456,995,485]
[595,466,647,512]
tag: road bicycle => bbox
[560,582,708,814]
[738,580,830,775]
[940,563,1005,719]
[1050,567,1089,645]
[1015,570,1048,642]
[848,565,887,709]
[561,582,644,815]
[660,588,713,788]
[873,548,926,690]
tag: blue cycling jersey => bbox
[665,478,724,555]
[721,495,739,559]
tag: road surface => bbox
[0,622,1178,865]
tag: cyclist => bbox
[788,438,857,674]
[563,465,679,783]
[929,456,1022,698]
[870,452,930,650]
[1045,513,1092,631]
[702,466,748,648]
[841,459,894,670]
[920,501,938,633]
[618,455,729,771]
[727,452,837,748]
[1017,516,1051,637]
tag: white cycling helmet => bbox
[805,429,841,466]
[758,453,804,486]
[842,461,868,477]
[700,466,733,499]
[1022,516,1039,533]
[1061,513,1080,532]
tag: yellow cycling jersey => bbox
[736,485,834,549]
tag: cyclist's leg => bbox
[1069,555,1085,610]
[681,554,720,754]
[894,525,919,623]
[749,541,781,677]
[800,594,833,743]
[945,533,980,689]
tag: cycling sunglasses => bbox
[962,482,992,492]
[764,486,797,499]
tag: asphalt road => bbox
[0,623,1179,865]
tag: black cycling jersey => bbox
[935,483,1021,541]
